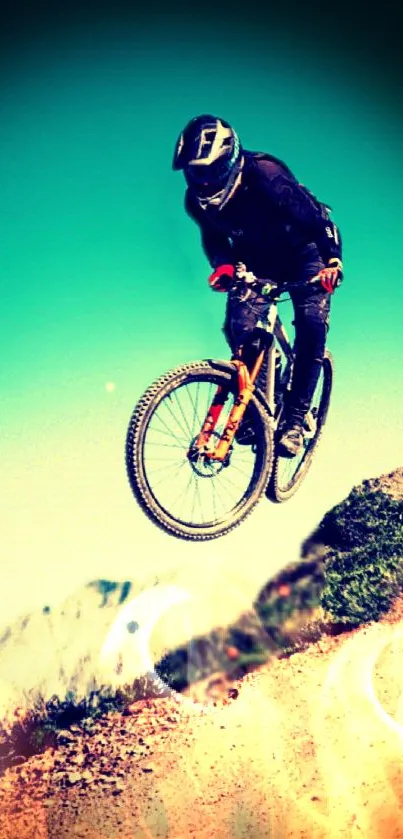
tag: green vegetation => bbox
[119,581,132,605]
[0,676,162,773]
[86,579,133,608]
[313,484,402,553]
[319,485,403,625]
[155,559,326,692]
[90,580,119,607]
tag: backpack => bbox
[298,183,332,220]
[251,151,332,220]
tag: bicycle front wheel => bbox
[125,361,274,540]
[267,351,334,503]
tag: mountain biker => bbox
[172,114,343,457]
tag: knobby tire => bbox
[125,361,274,540]
[267,351,334,503]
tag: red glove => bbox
[208,264,235,292]
[317,258,343,293]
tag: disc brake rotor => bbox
[187,432,232,477]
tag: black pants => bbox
[223,245,331,421]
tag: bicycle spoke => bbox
[191,477,205,524]
[228,460,256,480]
[159,394,192,442]
[203,380,214,423]
[149,413,189,448]
[145,457,189,471]
[144,441,188,450]
[169,470,197,515]
[147,458,190,490]
[212,469,245,503]
[204,472,234,517]
[170,388,196,440]
[185,379,203,436]
[211,477,219,522]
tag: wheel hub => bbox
[187,433,231,477]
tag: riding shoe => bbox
[278,422,304,458]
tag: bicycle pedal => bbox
[303,412,317,436]
[235,426,256,446]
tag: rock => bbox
[56,730,76,745]
[67,772,82,785]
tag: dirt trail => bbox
[1,600,403,838]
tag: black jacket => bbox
[185,151,342,281]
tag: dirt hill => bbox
[0,466,401,837]
[0,592,402,838]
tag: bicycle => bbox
[125,266,334,541]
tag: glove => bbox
[316,258,343,293]
[233,262,259,302]
[234,262,256,285]
[208,264,235,292]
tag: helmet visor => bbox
[184,153,238,198]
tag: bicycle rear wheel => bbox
[266,351,333,503]
[125,360,274,540]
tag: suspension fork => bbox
[190,385,228,451]
[189,350,266,461]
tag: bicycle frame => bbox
[190,293,295,463]
[258,302,295,417]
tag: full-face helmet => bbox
[172,114,244,209]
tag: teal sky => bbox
[1,19,402,630]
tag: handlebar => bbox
[231,265,322,299]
